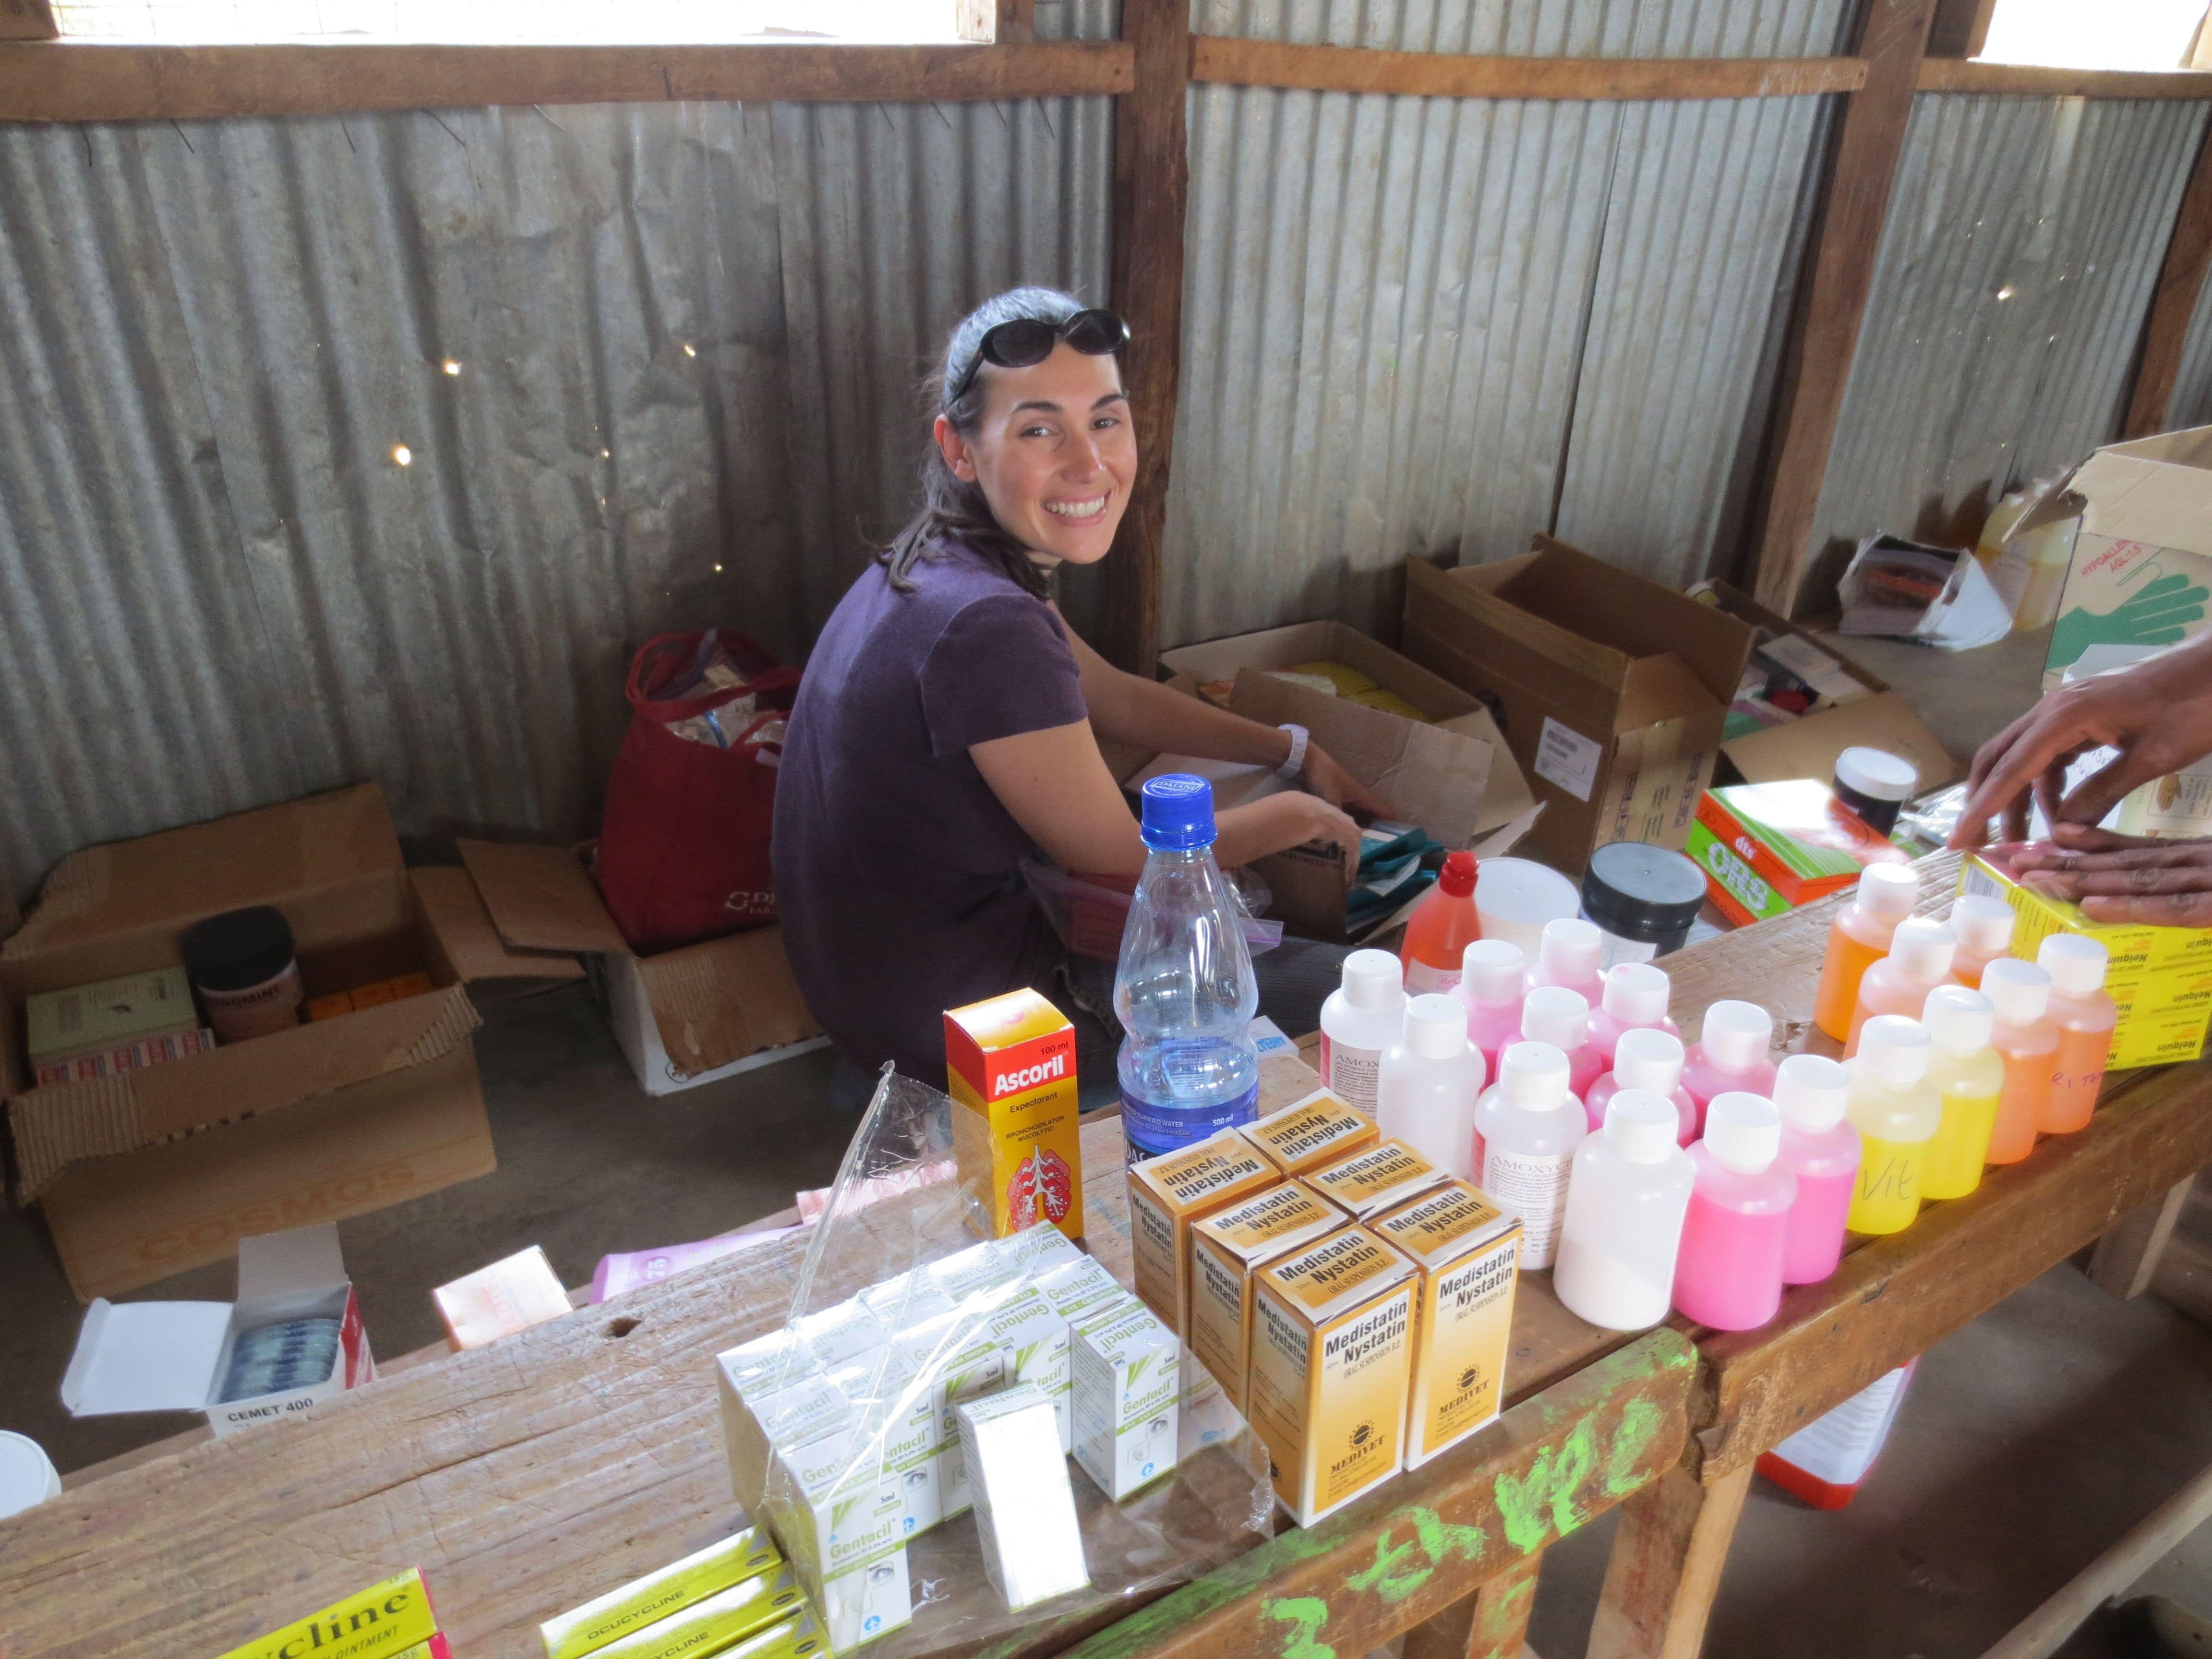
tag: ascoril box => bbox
[1372,1180,1522,1468]
[1308,1138,1449,1222]
[1239,1088,1379,1177]
[1187,1180,1345,1410]
[1124,1128,1278,1337]
[946,990,1083,1240]
[1247,1226,1417,1525]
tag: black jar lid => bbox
[181,906,297,992]
[1583,842,1707,938]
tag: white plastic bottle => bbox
[1475,1041,1587,1270]
[1379,993,1488,1180]
[1319,948,1407,1115]
[1554,1089,1695,1331]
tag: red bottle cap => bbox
[1437,849,1477,897]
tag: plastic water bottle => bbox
[1115,775,1261,1165]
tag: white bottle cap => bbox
[1539,917,1604,982]
[1520,985,1590,1051]
[1923,984,1995,1056]
[1834,746,1917,805]
[1982,957,2053,1024]
[1949,893,2016,956]
[1772,1052,1850,1133]
[1703,1091,1781,1172]
[1461,938,1527,1002]
[1888,916,1957,981]
[1499,1042,1571,1111]
[1856,863,1921,919]
[1855,1014,1932,1086]
[1406,993,1468,1060]
[2039,933,2110,996]
[1341,948,1404,1008]
[0,1432,60,1520]
[1601,962,1672,1026]
[1605,1089,1682,1164]
[1698,1000,1773,1070]
[1613,1026,1686,1094]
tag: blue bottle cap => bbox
[1139,774,1217,851]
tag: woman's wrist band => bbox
[1276,723,1309,782]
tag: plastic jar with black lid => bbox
[182,906,304,1043]
[1831,747,1916,838]
[1580,842,1707,967]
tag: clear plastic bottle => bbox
[1115,775,1261,1165]
[1921,985,2004,1201]
[1528,917,1606,1006]
[1319,948,1407,1116]
[1773,1053,1858,1286]
[2038,935,2119,1136]
[1584,1026,1697,1146]
[1587,962,1678,1070]
[1521,984,1602,1099]
[1455,939,1527,1070]
[1845,1016,1939,1236]
[1682,1001,1777,1139]
[1379,993,1487,1180]
[1401,849,1482,995]
[1982,958,2059,1164]
[1813,864,1921,1042]
[1948,893,2016,991]
[1845,917,1958,1055]
[1673,1092,1796,1332]
[1475,1041,1587,1270]
[1554,1090,1695,1332]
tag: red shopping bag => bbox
[595,630,801,954]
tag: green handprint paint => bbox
[2053,572,2209,669]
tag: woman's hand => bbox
[2004,824,2212,925]
[1299,744,1394,819]
[1219,791,1366,880]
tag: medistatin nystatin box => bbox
[1239,1088,1380,1177]
[1307,1138,1450,1221]
[1372,1179,1522,1468]
[1125,1128,1278,1338]
[1187,1180,1346,1412]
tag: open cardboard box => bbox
[1,786,502,1300]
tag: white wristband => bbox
[1276,723,1309,782]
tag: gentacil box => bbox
[1070,1299,1181,1502]
[946,989,1084,1241]
[1371,1180,1522,1467]
[1239,1088,1379,1177]
[1124,1128,1279,1337]
[1187,1180,1346,1411]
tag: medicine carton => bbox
[946,989,1084,1240]
[703,1612,829,1659]
[1307,1139,1450,1222]
[590,1566,806,1659]
[1962,856,2212,1067]
[215,1569,442,1659]
[1187,1181,1346,1411]
[793,1299,890,1370]
[829,1348,947,1539]
[539,1527,782,1659]
[956,1384,1092,1610]
[892,1309,1012,1517]
[858,1270,960,1328]
[1125,1128,1279,1338]
[1071,1300,1181,1501]
[1035,1256,1126,1326]
[761,1426,910,1651]
[994,1220,1088,1278]
[1688,781,1909,926]
[1372,1180,1522,1468]
[1248,1226,1418,1526]
[982,1285,1073,1452]
[720,1370,847,1514]
[1240,1088,1380,1177]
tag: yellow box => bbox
[539,1527,783,1659]
[1372,1180,1522,1468]
[1247,1226,1417,1526]
[591,1567,805,1659]
[1308,1138,1450,1221]
[216,1569,440,1659]
[1961,856,2212,1068]
[1187,1180,1346,1411]
[1239,1088,1380,1177]
[1124,1127,1279,1338]
[945,989,1084,1240]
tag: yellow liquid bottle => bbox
[1921,985,2004,1201]
[1845,1015,1940,1237]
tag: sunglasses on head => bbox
[950,308,1130,404]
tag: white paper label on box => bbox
[1534,718,1602,804]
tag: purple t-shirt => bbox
[773,542,1089,1082]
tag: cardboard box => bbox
[1124,1128,1279,1338]
[2,787,500,1299]
[60,1222,376,1436]
[1187,1180,1345,1411]
[945,989,1083,1241]
[1687,781,1911,927]
[1401,538,1756,875]
[1371,1180,1521,1468]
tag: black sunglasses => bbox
[949,309,1130,404]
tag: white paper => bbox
[1534,717,1603,803]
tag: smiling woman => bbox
[771,287,1395,1098]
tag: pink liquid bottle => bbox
[1844,916,1958,1056]
[1521,985,1602,1099]
[1455,939,1528,1071]
[1585,1025,1697,1145]
[1673,1092,1796,1331]
[1772,1052,1859,1286]
[1528,917,1607,1006]
[1682,1001,1777,1139]
[1587,962,1678,1069]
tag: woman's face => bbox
[936,342,1134,565]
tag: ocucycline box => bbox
[1307,1139,1450,1222]
[1239,1089,1379,1177]
[216,1570,443,1659]
[1187,1181,1345,1412]
[946,989,1084,1240]
[1071,1301,1180,1501]
[590,1566,805,1659]
[1371,1180,1522,1468]
[1125,1128,1278,1338]
[539,1527,782,1659]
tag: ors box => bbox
[946,990,1083,1241]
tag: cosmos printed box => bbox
[1124,1127,1278,1338]
[1247,1226,1417,1526]
[1187,1181,1346,1411]
[1239,1088,1379,1177]
[946,990,1083,1241]
[1372,1180,1522,1468]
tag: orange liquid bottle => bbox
[2037,935,2117,1136]
[1401,850,1482,996]
[1844,917,1958,1055]
[1948,893,2016,991]
[1813,865,1920,1043]
[1981,958,2058,1164]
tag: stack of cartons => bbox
[1125,1129,1278,1337]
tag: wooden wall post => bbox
[1105,0,1190,673]
[0,0,55,39]
[2123,113,2212,439]
[1747,0,1938,615]
[954,0,1035,44]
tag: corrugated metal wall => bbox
[2176,255,2212,430]
[1809,93,2212,565]
[1163,0,1849,646]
